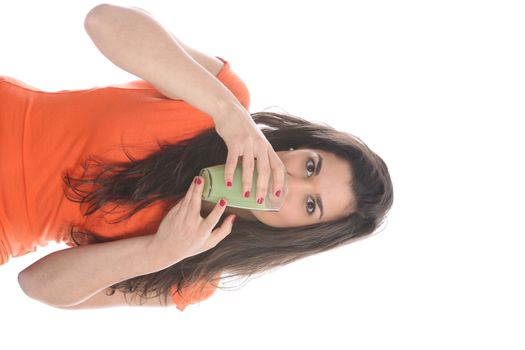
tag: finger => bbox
[224,145,240,190]
[207,214,236,249]
[201,197,229,233]
[254,147,270,206]
[178,176,198,217]
[268,150,286,201]
[169,196,185,217]
[186,175,205,220]
[242,148,255,200]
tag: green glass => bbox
[199,162,288,211]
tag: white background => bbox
[1,0,524,348]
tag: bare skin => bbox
[201,148,356,228]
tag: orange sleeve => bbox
[214,56,251,110]
[170,276,220,312]
[107,56,251,111]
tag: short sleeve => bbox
[170,276,220,312]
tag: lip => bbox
[270,172,290,204]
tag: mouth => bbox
[277,173,291,202]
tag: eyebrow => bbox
[315,153,324,220]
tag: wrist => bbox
[145,234,186,270]
[212,99,246,124]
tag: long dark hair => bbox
[63,111,394,306]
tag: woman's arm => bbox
[19,175,232,309]
[17,234,175,308]
[84,4,242,122]
[85,4,287,203]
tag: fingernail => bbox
[275,190,281,197]
[231,216,236,225]
[219,199,226,207]
[227,180,233,188]
[194,177,202,185]
[244,191,250,198]
[257,197,264,205]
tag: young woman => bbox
[0,4,393,311]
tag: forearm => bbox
[84,4,241,121]
[18,234,176,308]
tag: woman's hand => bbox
[149,176,235,264]
[214,104,286,204]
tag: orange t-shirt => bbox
[0,56,250,311]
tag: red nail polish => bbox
[227,180,233,188]
[219,199,226,207]
[244,191,250,198]
[194,177,202,185]
[275,190,281,197]
[257,197,264,205]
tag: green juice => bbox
[199,162,287,211]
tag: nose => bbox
[283,171,313,198]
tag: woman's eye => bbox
[306,196,316,215]
[305,157,317,215]
[306,158,316,177]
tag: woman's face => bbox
[249,148,356,228]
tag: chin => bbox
[251,210,289,228]
[251,210,273,227]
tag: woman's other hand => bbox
[149,176,235,264]
[214,104,286,204]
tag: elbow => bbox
[17,269,70,309]
[84,3,114,32]
[18,268,36,301]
